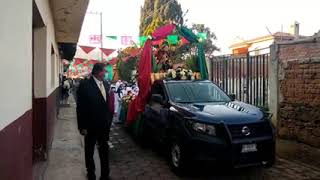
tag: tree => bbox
[191,24,219,55]
[139,0,184,36]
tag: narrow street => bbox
[43,98,320,180]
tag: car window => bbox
[166,82,231,103]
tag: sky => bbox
[78,0,320,54]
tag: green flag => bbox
[139,36,148,46]
[106,36,117,40]
[197,32,207,41]
[105,65,113,80]
[167,35,178,45]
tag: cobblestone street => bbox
[44,101,320,180]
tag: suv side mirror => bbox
[229,94,236,101]
[152,94,164,104]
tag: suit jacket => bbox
[76,77,114,135]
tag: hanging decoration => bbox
[197,32,207,41]
[126,39,153,125]
[106,36,117,40]
[79,45,96,54]
[89,35,102,44]
[87,59,99,65]
[73,58,86,66]
[126,23,209,126]
[167,35,179,45]
[121,36,133,46]
[180,37,189,45]
[100,48,116,56]
[152,39,164,46]
[139,36,148,46]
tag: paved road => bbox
[108,125,320,180]
[44,101,320,180]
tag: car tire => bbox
[169,142,188,174]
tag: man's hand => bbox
[80,129,87,136]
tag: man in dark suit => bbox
[76,63,114,180]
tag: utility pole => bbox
[100,12,103,61]
[87,11,104,61]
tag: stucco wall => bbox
[0,0,33,131]
[33,0,61,98]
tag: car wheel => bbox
[170,142,188,173]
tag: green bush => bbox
[117,56,138,82]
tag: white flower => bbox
[180,71,186,76]
[172,73,177,78]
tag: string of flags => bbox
[88,33,207,46]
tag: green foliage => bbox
[186,55,199,72]
[140,0,183,36]
[116,50,138,82]
[191,24,219,55]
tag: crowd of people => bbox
[60,74,140,125]
[113,80,139,123]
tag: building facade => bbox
[0,0,89,179]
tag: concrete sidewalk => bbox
[44,100,87,180]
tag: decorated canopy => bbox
[126,24,209,125]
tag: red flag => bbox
[181,37,190,45]
[73,58,86,65]
[126,40,152,125]
[152,39,164,46]
[100,48,116,56]
[152,24,176,40]
[87,59,99,65]
[108,58,118,65]
[79,45,96,54]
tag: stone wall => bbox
[277,37,320,148]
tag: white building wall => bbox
[33,27,48,98]
[0,0,33,130]
[34,0,60,97]
[248,39,273,55]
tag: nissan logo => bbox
[242,126,250,136]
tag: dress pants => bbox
[85,130,110,179]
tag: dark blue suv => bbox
[142,80,275,171]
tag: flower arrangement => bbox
[166,68,195,80]
[122,94,135,105]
